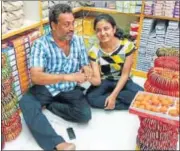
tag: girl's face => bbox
[95,20,116,43]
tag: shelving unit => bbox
[2,0,180,78]
[82,7,141,17]
[144,14,180,21]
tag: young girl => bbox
[87,14,143,110]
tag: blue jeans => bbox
[86,78,144,110]
[19,85,91,150]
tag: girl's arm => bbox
[88,61,101,86]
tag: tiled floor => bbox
[3,77,179,150]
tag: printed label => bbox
[12,70,18,77]
[7,49,15,56]
[14,80,20,87]
[14,85,21,92]
[14,75,19,81]
[9,54,16,61]
[12,65,17,71]
[10,60,16,66]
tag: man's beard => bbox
[59,33,73,41]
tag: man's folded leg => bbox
[47,87,92,123]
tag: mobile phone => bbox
[66,127,76,140]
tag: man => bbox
[19,4,92,150]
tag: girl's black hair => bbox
[94,14,134,41]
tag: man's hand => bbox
[72,72,86,83]
[104,94,116,110]
[81,65,93,80]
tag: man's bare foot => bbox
[56,142,76,150]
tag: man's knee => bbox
[19,93,40,115]
[19,93,31,112]
[77,106,92,123]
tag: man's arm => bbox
[30,67,85,85]
[30,40,86,85]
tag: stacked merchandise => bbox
[93,1,106,8]
[123,1,134,13]
[130,1,142,14]
[2,46,22,101]
[144,66,179,97]
[10,36,32,94]
[129,91,179,150]
[74,18,83,36]
[164,1,176,18]
[70,1,81,8]
[165,21,180,49]
[134,47,179,150]
[130,22,139,69]
[156,47,179,57]
[144,0,179,18]
[82,17,98,50]
[137,19,179,72]
[116,1,125,12]
[1,52,22,144]
[48,1,71,9]
[106,1,116,9]
[130,22,139,41]
[144,1,154,15]
[77,1,95,7]
[7,36,32,95]
[42,1,49,19]
[27,30,41,46]
[136,19,155,72]
[48,1,61,9]
[153,0,165,16]
[146,30,157,68]
[155,21,166,50]
[2,1,8,34]
[116,1,142,13]
[174,1,180,18]
[2,30,40,101]
[3,1,24,30]
[144,46,179,97]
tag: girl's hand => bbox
[104,94,116,110]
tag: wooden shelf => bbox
[72,7,83,13]
[131,69,147,78]
[144,15,180,21]
[2,20,41,40]
[42,7,83,25]
[42,18,49,24]
[82,7,140,17]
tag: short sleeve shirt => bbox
[88,39,135,80]
[30,32,89,96]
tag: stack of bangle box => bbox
[2,52,22,144]
[129,91,179,150]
